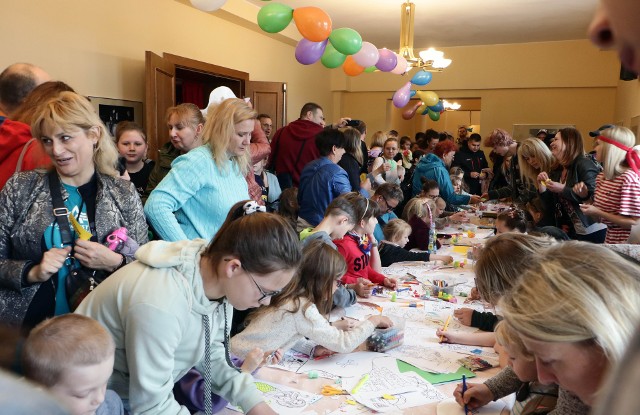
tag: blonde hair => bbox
[402,197,434,222]
[201,98,256,175]
[370,131,388,149]
[31,91,119,177]
[494,321,532,360]
[341,127,363,165]
[475,233,556,305]
[383,218,412,242]
[166,103,205,130]
[598,126,640,180]
[23,314,115,387]
[500,241,640,365]
[517,137,557,186]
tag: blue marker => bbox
[462,374,468,415]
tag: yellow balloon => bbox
[422,91,439,107]
[417,102,428,115]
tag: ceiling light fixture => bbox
[398,1,452,72]
[442,100,461,111]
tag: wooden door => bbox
[246,81,287,130]
[145,51,176,162]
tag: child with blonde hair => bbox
[379,219,452,266]
[231,241,393,359]
[23,314,123,415]
[402,197,439,252]
[454,321,558,415]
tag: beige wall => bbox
[614,79,640,137]
[0,0,332,124]
[330,40,622,149]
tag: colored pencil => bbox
[440,314,452,342]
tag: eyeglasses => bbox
[381,196,398,213]
[243,266,281,303]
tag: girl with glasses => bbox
[77,201,301,415]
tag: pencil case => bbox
[366,315,405,352]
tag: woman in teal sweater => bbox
[145,99,255,241]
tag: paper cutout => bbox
[268,349,310,373]
[300,351,385,379]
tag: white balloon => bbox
[190,0,227,12]
[391,54,408,75]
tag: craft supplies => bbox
[462,375,469,415]
[350,374,370,395]
[439,315,452,342]
[399,302,423,308]
[366,316,405,352]
[458,356,495,372]
[321,384,347,396]
[390,291,397,302]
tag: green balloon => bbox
[428,109,441,121]
[329,28,362,56]
[364,65,377,73]
[257,3,293,33]
[321,43,346,69]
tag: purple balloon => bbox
[295,39,328,65]
[376,48,398,72]
[392,82,411,108]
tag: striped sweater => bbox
[593,170,640,244]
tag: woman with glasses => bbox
[232,240,392,360]
[77,201,301,415]
[0,91,147,329]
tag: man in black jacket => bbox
[452,133,489,195]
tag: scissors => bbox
[321,385,348,396]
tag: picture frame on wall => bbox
[88,97,143,138]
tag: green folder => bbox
[396,360,476,384]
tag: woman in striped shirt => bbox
[576,126,640,244]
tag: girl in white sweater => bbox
[231,240,392,359]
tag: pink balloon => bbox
[376,48,397,72]
[392,82,412,108]
[391,54,408,75]
[353,42,379,68]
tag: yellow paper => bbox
[452,245,470,255]
[69,213,92,240]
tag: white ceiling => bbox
[247,0,599,48]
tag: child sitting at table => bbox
[495,208,528,235]
[379,219,453,266]
[402,197,440,252]
[22,314,123,415]
[453,321,558,415]
[230,240,393,359]
[334,199,398,289]
[300,193,373,301]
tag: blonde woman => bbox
[142,103,205,203]
[0,91,147,327]
[501,242,640,408]
[576,126,640,243]
[367,130,387,171]
[146,99,254,241]
[517,137,556,188]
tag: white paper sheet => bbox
[226,380,322,415]
[436,397,506,415]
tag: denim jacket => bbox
[0,170,148,325]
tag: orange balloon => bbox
[343,55,364,76]
[293,7,332,42]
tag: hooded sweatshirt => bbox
[412,153,471,205]
[0,117,50,190]
[76,239,262,415]
[269,119,322,187]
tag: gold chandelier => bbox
[398,1,452,72]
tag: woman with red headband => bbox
[574,126,640,244]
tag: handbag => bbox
[48,172,107,311]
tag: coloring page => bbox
[436,397,507,415]
[300,351,386,379]
[267,349,310,373]
[226,380,321,415]
[341,356,418,396]
[386,344,463,374]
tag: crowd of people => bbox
[0,0,639,413]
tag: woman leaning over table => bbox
[145,98,254,241]
[0,91,147,329]
[575,126,640,244]
[500,241,640,409]
[537,127,607,242]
